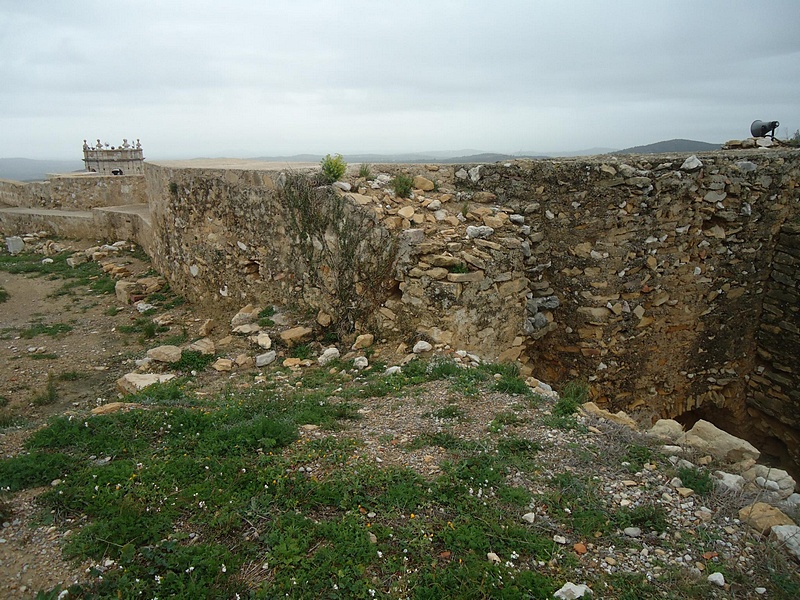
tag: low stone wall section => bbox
[0,174,146,210]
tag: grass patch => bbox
[32,373,59,406]
[0,451,80,491]
[543,380,588,430]
[677,465,714,496]
[117,318,169,340]
[0,286,8,303]
[58,371,88,381]
[28,352,59,360]
[392,173,414,198]
[358,163,372,179]
[431,405,466,420]
[171,350,216,373]
[615,503,669,533]
[19,322,73,338]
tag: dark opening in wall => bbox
[675,405,796,480]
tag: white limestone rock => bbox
[116,373,176,395]
[412,340,433,353]
[678,420,760,464]
[770,525,800,562]
[318,347,340,366]
[681,155,703,172]
[256,351,276,367]
[5,236,24,255]
[554,582,593,599]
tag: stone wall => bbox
[0,174,146,210]
[4,149,799,469]
[440,150,800,468]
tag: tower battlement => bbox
[83,138,144,175]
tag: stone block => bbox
[5,236,24,255]
[280,326,313,346]
[678,420,760,463]
[739,502,795,534]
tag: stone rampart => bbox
[2,149,799,469]
[0,174,146,210]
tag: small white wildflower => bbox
[221,563,227,573]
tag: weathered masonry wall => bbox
[143,150,800,469]
[3,150,798,469]
[0,174,146,210]
[442,150,800,468]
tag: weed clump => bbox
[171,350,215,373]
[358,163,372,179]
[32,373,59,406]
[677,465,714,495]
[392,173,414,198]
[320,153,347,183]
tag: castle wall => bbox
[142,150,800,468]
[3,149,798,469]
[0,174,146,210]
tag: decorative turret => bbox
[82,139,145,175]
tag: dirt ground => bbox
[0,248,199,597]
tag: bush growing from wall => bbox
[280,173,398,338]
[320,153,347,183]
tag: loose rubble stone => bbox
[648,419,683,441]
[580,402,636,428]
[318,347,341,366]
[5,236,25,254]
[256,351,277,367]
[116,373,176,394]
[254,332,272,350]
[678,420,760,463]
[681,155,703,171]
[189,337,215,355]
[744,465,796,501]
[739,502,795,534]
[554,582,593,599]
[352,334,374,350]
[707,572,725,587]
[770,525,800,562]
[280,326,313,346]
[413,340,433,353]
[353,356,369,369]
[91,402,142,415]
[212,358,233,372]
[147,345,182,363]
[231,304,259,327]
[465,225,494,239]
[412,175,435,191]
[115,280,140,303]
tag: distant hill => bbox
[612,139,720,155]
[0,158,84,182]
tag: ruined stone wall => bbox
[0,174,146,209]
[141,151,799,466]
[144,165,300,309]
[443,150,799,466]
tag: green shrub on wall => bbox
[280,173,398,338]
[320,154,347,184]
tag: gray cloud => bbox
[1,0,798,159]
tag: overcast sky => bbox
[1,0,799,160]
